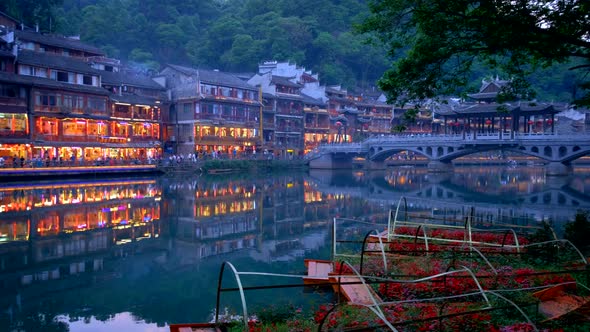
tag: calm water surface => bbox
[0,166,589,331]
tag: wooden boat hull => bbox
[169,323,227,332]
[533,284,590,323]
[303,258,333,285]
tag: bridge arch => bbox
[559,146,567,158]
[310,134,590,170]
[370,147,431,162]
[544,146,552,158]
[560,149,590,164]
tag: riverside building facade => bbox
[157,64,262,157]
[0,15,166,163]
[1,10,406,163]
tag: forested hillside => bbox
[0,0,583,102]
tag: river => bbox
[0,165,589,331]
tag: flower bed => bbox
[318,227,590,331]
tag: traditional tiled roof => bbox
[355,99,392,108]
[479,78,509,92]
[17,50,101,75]
[520,103,566,112]
[301,93,325,106]
[0,71,109,95]
[0,11,22,28]
[0,49,14,57]
[340,106,361,114]
[330,114,348,122]
[100,70,164,90]
[467,77,510,100]
[15,30,104,55]
[262,92,276,100]
[271,75,302,88]
[436,102,561,116]
[110,93,162,106]
[325,86,346,95]
[301,72,318,83]
[165,64,255,90]
[328,95,352,103]
[276,93,303,101]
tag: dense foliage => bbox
[0,0,586,100]
[3,0,389,89]
[358,0,590,105]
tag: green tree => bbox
[0,0,64,32]
[564,210,590,250]
[358,0,590,105]
[221,34,263,71]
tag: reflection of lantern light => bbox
[546,119,553,125]
[485,119,492,125]
[335,121,342,127]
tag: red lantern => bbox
[485,119,492,125]
[527,120,534,125]
[546,119,553,125]
[335,121,342,127]
[363,124,369,130]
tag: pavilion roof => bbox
[435,102,562,117]
[271,75,303,88]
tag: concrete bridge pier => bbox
[308,153,353,169]
[364,160,386,170]
[427,160,454,173]
[545,162,573,176]
[545,175,569,189]
[427,172,452,183]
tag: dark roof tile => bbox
[15,30,103,55]
[271,75,302,88]
[17,50,101,75]
[100,70,164,90]
[110,93,163,105]
[166,64,255,90]
[0,71,109,95]
[301,93,325,106]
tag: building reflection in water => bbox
[310,166,590,227]
[0,179,161,287]
[0,167,588,330]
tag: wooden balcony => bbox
[0,96,27,110]
[275,126,302,133]
[304,123,330,130]
[195,135,258,144]
[113,110,132,118]
[0,130,27,138]
[276,108,303,116]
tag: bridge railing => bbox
[317,142,362,151]
[310,132,590,155]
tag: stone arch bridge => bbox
[307,133,590,175]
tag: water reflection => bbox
[0,167,588,331]
[310,166,590,225]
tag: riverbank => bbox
[0,159,308,181]
[1,156,587,181]
[160,159,308,176]
[0,164,159,181]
